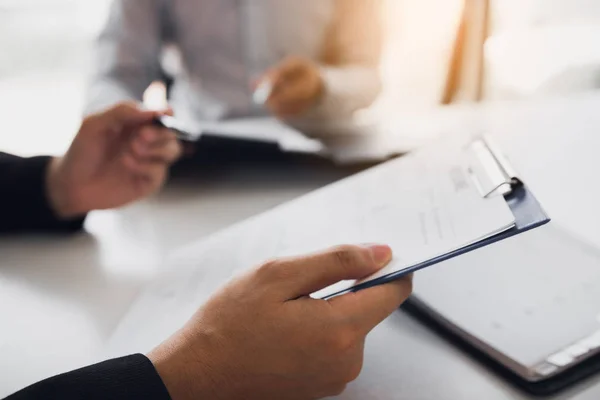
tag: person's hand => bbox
[257,56,325,118]
[148,244,412,400]
[47,102,182,218]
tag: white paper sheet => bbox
[281,143,517,298]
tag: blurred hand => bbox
[258,56,324,118]
[149,244,413,400]
[47,102,182,218]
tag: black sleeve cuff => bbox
[0,156,85,234]
[5,354,172,400]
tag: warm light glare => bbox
[374,0,464,114]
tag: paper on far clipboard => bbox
[170,112,451,164]
[186,117,326,154]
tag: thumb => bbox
[162,106,174,117]
[262,245,393,301]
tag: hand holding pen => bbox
[253,56,325,119]
[153,56,326,142]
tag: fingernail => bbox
[366,244,392,266]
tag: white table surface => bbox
[3,92,600,399]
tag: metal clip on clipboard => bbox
[467,135,524,198]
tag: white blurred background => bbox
[484,0,600,100]
[2,0,600,157]
[0,0,112,156]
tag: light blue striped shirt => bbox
[86,0,381,125]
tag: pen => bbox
[252,78,274,106]
[153,115,201,142]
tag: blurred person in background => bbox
[85,0,384,130]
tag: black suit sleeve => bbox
[0,153,85,234]
[4,354,172,400]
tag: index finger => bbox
[105,102,160,127]
[264,59,306,93]
[328,275,413,335]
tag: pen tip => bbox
[253,80,273,105]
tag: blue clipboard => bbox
[321,136,550,300]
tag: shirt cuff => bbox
[10,156,85,234]
[310,65,382,120]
